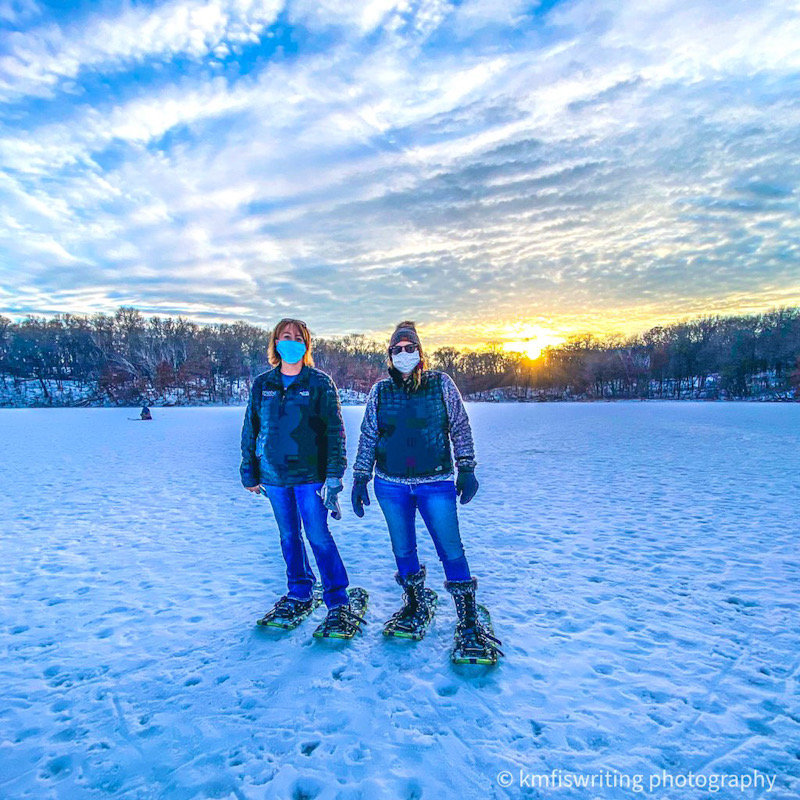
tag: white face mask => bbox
[392,350,421,374]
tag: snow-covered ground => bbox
[1,404,799,800]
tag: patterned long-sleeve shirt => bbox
[353,370,476,485]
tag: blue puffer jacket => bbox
[240,365,346,488]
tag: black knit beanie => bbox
[389,325,420,348]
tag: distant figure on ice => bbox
[140,405,152,420]
[240,318,366,638]
[351,321,503,664]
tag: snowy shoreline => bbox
[2,377,796,408]
[1,396,797,409]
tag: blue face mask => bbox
[276,339,307,364]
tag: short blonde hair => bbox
[268,318,315,367]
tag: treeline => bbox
[530,307,800,400]
[0,306,799,406]
[0,308,391,405]
[460,307,800,400]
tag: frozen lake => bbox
[1,403,799,800]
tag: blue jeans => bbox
[373,476,471,582]
[262,482,350,608]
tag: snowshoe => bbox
[445,577,504,665]
[312,587,369,639]
[383,565,438,640]
[452,604,504,665]
[256,584,323,630]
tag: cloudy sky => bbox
[1,0,799,354]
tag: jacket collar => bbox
[388,365,422,392]
[264,364,311,387]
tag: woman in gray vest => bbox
[351,321,502,663]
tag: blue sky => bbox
[1,0,799,351]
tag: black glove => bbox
[351,477,371,517]
[456,469,479,504]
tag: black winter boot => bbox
[383,565,437,638]
[444,577,504,664]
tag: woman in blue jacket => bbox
[240,318,362,637]
[351,321,502,663]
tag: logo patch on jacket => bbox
[264,390,278,397]
[299,390,310,396]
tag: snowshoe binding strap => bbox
[259,595,312,623]
[388,603,430,631]
[317,604,368,636]
[457,622,505,659]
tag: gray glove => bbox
[317,478,343,520]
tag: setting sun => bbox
[501,324,566,360]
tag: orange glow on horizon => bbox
[414,292,800,355]
[501,324,567,360]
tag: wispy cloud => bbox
[0,0,40,25]
[0,0,798,347]
[0,0,284,100]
